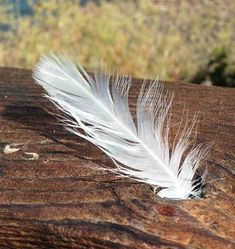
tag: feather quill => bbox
[33,54,209,200]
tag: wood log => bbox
[0,67,234,248]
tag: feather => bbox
[33,54,209,200]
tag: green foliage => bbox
[192,46,235,87]
[0,0,235,86]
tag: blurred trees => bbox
[0,0,234,86]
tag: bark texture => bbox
[0,67,234,249]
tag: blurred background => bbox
[0,0,234,87]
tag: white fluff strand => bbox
[33,54,209,200]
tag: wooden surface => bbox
[0,67,234,249]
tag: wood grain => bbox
[0,67,234,249]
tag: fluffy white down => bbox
[33,54,209,200]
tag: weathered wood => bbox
[0,67,234,249]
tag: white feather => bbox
[33,54,209,200]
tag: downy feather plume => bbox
[33,54,209,200]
